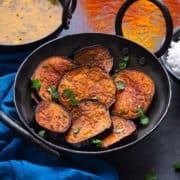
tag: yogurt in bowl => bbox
[161,27,180,80]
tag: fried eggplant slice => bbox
[74,45,113,73]
[65,100,111,145]
[112,70,155,119]
[35,101,71,133]
[102,117,136,148]
[58,66,116,109]
[31,56,74,101]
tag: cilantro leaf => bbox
[70,98,79,106]
[31,79,41,90]
[63,89,78,106]
[38,130,46,138]
[116,81,126,90]
[137,106,144,117]
[144,171,157,180]
[137,106,149,126]
[174,163,180,172]
[92,139,102,147]
[118,55,130,71]
[140,116,149,126]
[48,87,59,101]
[118,62,127,70]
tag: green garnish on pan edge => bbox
[118,55,129,71]
[48,87,59,101]
[144,171,157,180]
[174,163,180,172]
[63,88,79,106]
[38,130,46,139]
[137,106,149,126]
[31,79,41,90]
[92,139,102,147]
[118,62,127,70]
[116,81,126,90]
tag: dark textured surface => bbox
[102,76,180,180]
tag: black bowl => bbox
[161,27,180,81]
[0,0,77,54]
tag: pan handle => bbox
[115,0,173,58]
[0,111,61,158]
[62,0,77,29]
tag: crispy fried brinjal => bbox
[112,70,155,119]
[65,100,112,146]
[35,101,71,133]
[102,117,136,148]
[74,45,113,73]
[58,66,116,110]
[31,56,74,101]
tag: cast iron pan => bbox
[0,33,172,155]
[0,0,173,156]
[0,0,77,53]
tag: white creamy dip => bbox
[166,39,180,77]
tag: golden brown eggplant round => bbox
[31,56,74,101]
[58,66,116,109]
[74,45,113,73]
[35,101,71,133]
[65,100,112,145]
[112,70,155,119]
[102,117,136,148]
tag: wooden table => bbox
[62,1,180,179]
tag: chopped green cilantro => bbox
[31,79,41,90]
[48,87,59,101]
[92,139,102,147]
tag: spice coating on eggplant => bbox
[65,100,112,144]
[31,56,74,101]
[74,45,113,73]
[58,66,116,109]
[102,117,136,148]
[35,101,71,133]
[112,70,155,119]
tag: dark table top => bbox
[102,76,180,180]
[61,1,180,179]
